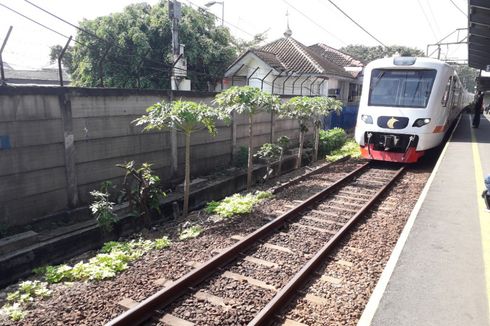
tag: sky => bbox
[0,0,469,70]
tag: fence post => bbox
[230,111,237,164]
[270,111,275,143]
[59,91,79,208]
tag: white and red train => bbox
[354,57,472,163]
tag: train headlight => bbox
[361,115,373,124]
[412,118,431,127]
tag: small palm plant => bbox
[215,86,280,190]
[135,100,228,218]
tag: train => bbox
[354,57,472,163]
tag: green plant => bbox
[215,86,280,190]
[276,136,290,176]
[1,303,26,321]
[179,225,203,240]
[135,100,228,218]
[117,161,166,226]
[319,128,347,156]
[1,281,51,321]
[205,191,273,218]
[90,190,116,232]
[280,97,342,167]
[255,143,282,180]
[326,138,361,161]
[154,236,171,250]
[233,146,249,168]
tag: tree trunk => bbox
[297,131,304,169]
[277,149,284,176]
[183,132,191,218]
[247,114,254,190]
[313,124,320,162]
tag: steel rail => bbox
[248,165,406,325]
[106,161,371,326]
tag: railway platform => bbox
[358,113,490,326]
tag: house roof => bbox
[308,43,364,68]
[258,37,354,79]
[4,68,70,85]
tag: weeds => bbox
[1,281,51,321]
[179,225,203,240]
[326,138,360,161]
[205,191,273,218]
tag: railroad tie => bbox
[320,275,342,285]
[295,223,337,235]
[282,318,309,326]
[304,293,329,305]
[231,235,293,254]
[222,271,277,291]
[117,298,195,326]
[194,290,231,311]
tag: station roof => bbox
[468,0,490,71]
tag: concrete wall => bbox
[0,86,305,229]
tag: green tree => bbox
[454,65,478,92]
[49,45,74,73]
[281,97,342,168]
[66,2,236,90]
[215,86,280,190]
[339,44,425,63]
[135,100,227,218]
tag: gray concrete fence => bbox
[0,86,309,229]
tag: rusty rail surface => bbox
[106,161,371,326]
[249,165,406,325]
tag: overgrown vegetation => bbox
[0,281,51,321]
[117,161,166,225]
[35,237,171,284]
[326,138,361,161]
[255,143,282,180]
[233,146,249,168]
[205,191,273,218]
[276,135,290,176]
[318,128,347,157]
[179,225,203,240]
[89,190,116,232]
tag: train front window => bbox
[369,69,436,108]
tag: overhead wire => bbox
[448,0,467,17]
[280,0,347,46]
[324,0,387,48]
[416,0,439,41]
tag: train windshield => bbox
[369,69,437,108]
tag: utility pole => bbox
[168,0,190,175]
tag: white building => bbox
[223,29,364,104]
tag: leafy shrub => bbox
[319,128,347,156]
[1,281,51,321]
[233,146,248,168]
[205,191,273,218]
[179,225,203,240]
[326,138,361,161]
[90,190,116,232]
[41,237,171,284]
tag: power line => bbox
[325,0,386,48]
[448,0,467,17]
[281,0,347,46]
[416,0,439,41]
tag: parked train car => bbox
[354,57,470,163]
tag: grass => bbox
[326,138,361,161]
[205,191,273,218]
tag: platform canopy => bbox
[468,0,490,71]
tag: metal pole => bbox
[0,26,13,85]
[260,69,273,90]
[318,78,326,96]
[309,77,319,96]
[221,2,224,26]
[271,71,284,94]
[58,35,72,87]
[231,63,244,86]
[300,76,310,96]
[246,66,259,85]
[282,71,293,95]
[291,73,302,95]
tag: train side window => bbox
[441,77,452,107]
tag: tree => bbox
[255,143,281,181]
[49,45,74,73]
[280,97,342,168]
[134,100,227,218]
[339,44,425,63]
[215,86,280,190]
[454,65,478,92]
[276,135,289,176]
[64,2,236,90]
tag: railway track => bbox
[107,161,405,326]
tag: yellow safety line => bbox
[469,114,490,321]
